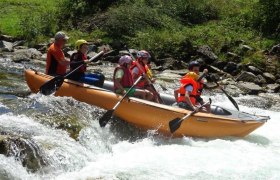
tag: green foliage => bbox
[249,0,280,37]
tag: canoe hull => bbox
[25,70,267,138]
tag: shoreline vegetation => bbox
[0,0,279,77]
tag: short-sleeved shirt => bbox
[46,43,66,75]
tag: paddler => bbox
[130,50,159,103]
[68,39,105,87]
[46,31,70,76]
[113,55,153,100]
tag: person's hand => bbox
[192,106,198,112]
[203,69,208,74]
[122,89,127,95]
[84,60,91,64]
[151,78,156,83]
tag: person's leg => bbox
[197,96,211,113]
[178,102,193,111]
[82,73,105,87]
[145,86,159,103]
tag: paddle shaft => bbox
[64,51,104,79]
[112,75,143,110]
[211,77,239,111]
[125,46,164,104]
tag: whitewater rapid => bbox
[0,94,279,180]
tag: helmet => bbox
[137,50,151,59]
[188,61,200,70]
[185,72,199,80]
[75,39,88,50]
[119,55,132,65]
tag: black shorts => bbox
[178,102,194,111]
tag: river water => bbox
[0,57,279,179]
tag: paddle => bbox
[209,75,239,111]
[124,46,165,104]
[99,75,143,127]
[40,51,104,95]
[169,99,212,133]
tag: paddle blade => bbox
[99,110,114,127]
[227,95,239,111]
[39,76,64,95]
[169,118,182,133]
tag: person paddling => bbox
[188,61,211,112]
[130,50,159,102]
[114,55,153,100]
[68,39,105,87]
[46,31,70,76]
[174,72,201,111]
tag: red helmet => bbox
[137,50,151,59]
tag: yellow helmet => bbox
[185,72,199,80]
[75,39,88,50]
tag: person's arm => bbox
[184,85,196,110]
[115,79,126,95]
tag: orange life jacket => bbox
[130,60,148,88]
[177,77,198,105]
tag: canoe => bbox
[25,69,269,138]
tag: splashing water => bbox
[0,57,280,179]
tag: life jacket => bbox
[197,79,204,96]
[70,51,87,73]
[113,65,134,92]
[130,60,148,88]
[177,77,198,105]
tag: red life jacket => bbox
[70,51,87,73]
[197,79,204,96]
[113,65,134,92]
[177,77,198,105]
[130,60,148,88]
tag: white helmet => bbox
[119,55,132,65]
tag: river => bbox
[0,57,279,179]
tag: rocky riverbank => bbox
[1,34,280,97]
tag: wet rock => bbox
[119,49,138,57]
[12,48,42,62]
[0,135,47,172]
[224,84,245,97]
[66,50,76,57]
[226,52,241,62]
[247,65,262,75]
[276,79,280,84]
[236,71,257,83]
[220,78,237,85]
[196,45,218,64]
[14,46,28,50]
[266,84,280,93]
[223,61,237,75]
[212,60,228,70]
[157,58,187,70]
[263,72,276,83]
[157,70,182,82]
[98,44,112,53]
[208,73,220,82]
[40,53,47,61]
[255,75,267,85]
[0,41,13,52]
[237,82,265,95]
[12,40,25,47]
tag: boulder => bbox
[263,72,276,83]
[240,44,253,52]
[12,40,25,47]
[255,75,267,85]
[34,43,48,52]
[236,71,257,83]
[226,52,241,62]
[66,50,76,57]
[0,41,13,52]
[157,70,182,82]
[119,49,138,56]
[102,55,120,63]
[98,44,112,53]
[40,53,47,61]
[12,48,42,62]
[0,135,47,172]
[269,44,280,55]
[208,73,220,82]
[237,82,265,95]
[196,45,218,64]
[223,61,237,75]
[276,79,280,84]
[157,58,187,70]
[212,60,228,70]
[266,84,280,93]
[224,84,245,97]
[0,35,16,42]
[220,78,237,85]
[247,65,262,75]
